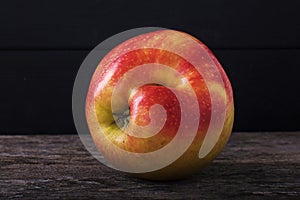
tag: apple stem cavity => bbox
[113,109,130,129]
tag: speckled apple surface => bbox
[86,30,234,180]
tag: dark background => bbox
[1,0,299,134]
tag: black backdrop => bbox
[1,0,299,133]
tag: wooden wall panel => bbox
[0,49,299,133]
[0,0,299,49]
[0,0,299,133]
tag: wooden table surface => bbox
[1,132,299,199]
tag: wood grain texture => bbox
[1,132,299,199]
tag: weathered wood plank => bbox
[1,132,299,199]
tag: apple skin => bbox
[86,30,234,180]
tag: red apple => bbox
[86,29,234,180]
